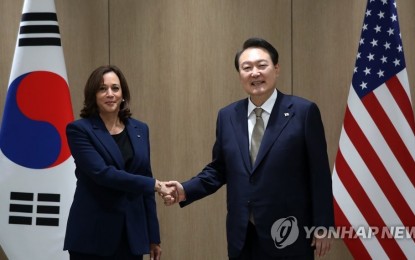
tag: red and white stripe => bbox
[333,69,415,259]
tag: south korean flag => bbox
[0,0,76,259]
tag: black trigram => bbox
[9,192,60,226]
[18,12,61,46]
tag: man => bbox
[163,37,334,259]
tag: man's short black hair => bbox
[234,37,279,71]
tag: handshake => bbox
[154,180,186,206]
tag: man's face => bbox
[238,47,279,106]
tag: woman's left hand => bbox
[150,243,161,260]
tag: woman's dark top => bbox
[112,129,134,169]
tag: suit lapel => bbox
[252,92,295,172]
[125,119,144,171]
[90,116,125,170]
[230,99,251,172]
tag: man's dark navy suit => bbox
[180,91,334,258]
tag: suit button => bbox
[249,178,254,184]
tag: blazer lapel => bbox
[125,119,144,171]
[230,99,251,172]
[252,92,295,172]
[90,116,125,170]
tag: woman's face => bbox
[96,71,123,116]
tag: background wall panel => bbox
[399,0,415,108]
[0,0,22,122]
[293,0,366,166]
[109,1,291,258]
[292,1,365,259]
[55,0,110,118]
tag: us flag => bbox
[332,0,415,259]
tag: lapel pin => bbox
[284,113,289,117]
[137,135,141,138]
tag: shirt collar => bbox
[247,89,278,117]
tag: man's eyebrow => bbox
[241,59,269,64]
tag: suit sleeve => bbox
[66,122,155,195]
[305,103,334,228]
[180,111,227,207]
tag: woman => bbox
[64,65,166,260]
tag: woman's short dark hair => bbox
[234,37,279,71]
[80,65,132,122]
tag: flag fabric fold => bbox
[332,0,415,259]
[0,0,75,259]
